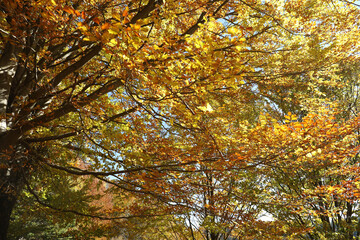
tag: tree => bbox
[1,0,360,239]
[260,62,360,240]
[8,164,116,239]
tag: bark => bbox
[0,194,17,240]
[0,40,19,239]
[0,152,26,240]
[0,41,16,133]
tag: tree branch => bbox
[102,106,138,123]
[25,179,167,220]
[130,0,162,24]
[24,131,79,143]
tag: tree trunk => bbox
[0,39,20,240]
[0,157,26,240]
[0,192,17,240]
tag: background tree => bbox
[260,61,360,240]
[8,159,118,239]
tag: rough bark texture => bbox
[0,195,16,240]
[0,40,18,240]
[0,161,26,240]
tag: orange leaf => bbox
[63,6,75,15]
[123,7,129,17]
[93,17,100,25]
[74,10,81,17]
[101,22,111,30]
